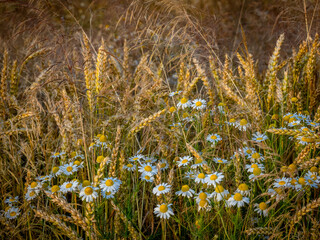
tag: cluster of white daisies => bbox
[1,197,20,220]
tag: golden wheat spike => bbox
[1,49,8,103]
[95,39,107,95]
[266,34,285,109]
[291,197,320,226]
[10,60,18,96]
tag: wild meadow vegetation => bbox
[1,0,320,239]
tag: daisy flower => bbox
[36,175,53,183]
[273,177,290,188]
[144,156,157,164]
[226,118,237,127]
[138,163,157,176]
[305,174,319,188]
[236,119,250,131]
[235,183,250,196]
[175,185,195,198]
[194,172,206,184]
[192,99,207,110]
[169,91,182,97]
[296,136,317,145]
[154,203,174,219]
[213,157,228,164]
[288,178,302,190]
[241,147,256,157]
[100,177,122,193]
[50,185,60,194]
[61,163,79,176]
[246,163,264,172]
[129,154,144,163]
[250,152,265,163]
[101,190,115,199]
[140,173,154,182]
[4,196,19,205]
[177,97,191,109]
[198,199,212,212]
[60,181,79,194]
[254,202,268,217]
[206,133,222,144]
[159,159,169,171]
[228,193,249,207]
[73,160,84,169]
[25,189,39,201]
[195,191,211,203]
[205,172,224,187]
[191,158,207,169]
[51,151,65,158]
[267,188,284,201]
[211,184,229,202]
[123,163,136,171]
[249,167,264,181]
[5,207,20,219]
[177,156,192,167]
[79,186,98,202]
[252,132,268,142]
[306,121,320,128]
[298,177,308,187]
[218,102,226,113]
[184,170,197,180]
[51,166,62,177]
[28,181,42,192]
[153,183,171,196]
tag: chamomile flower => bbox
[273,177,290,188]
[5,207,20,219]
[206,133,222,144]
[306,121,320,128]
[254,202,268,217]
[60,181,79,193]
[249,167,264,181]
[138,163,157,176]
[61,162,79,176]
[175,185,195,198]
[177,156,192,167]
[192,99,207,110]
[101,190,115,199]
[50,185,60,194]
[195,191,211,203]
[226,118,237,127]
[177,97,191,109]
[194,172,206,184]
[246,163,264,172]
[158,159,169,171]
[228,193,249,207]
[213,157,228,164]
[73,160,84,169]
[252,132,268,142]
[129,154,144,163]
[305,173,319,188]
[51,166,62,177]
[250,152,265,163]
[154,203,174,219]
[100,177,122,193]
[218,102,226,113]
[205,172,224,187]
[169,91,182,97]
[140,173,154,182]
[185,170,197,180]
[5,196,19,205]
[36,175,53,183]
[236,119,250,131]
[28,181,42,192]
[296,136,317,145]
[144,156,157,164]
[79,186,98,202]
[51,151,65,158]
[25,189,39,201]
[211,184,229,202]
[198,199,212,212]
[288,178,302,190]
[123,163,136,171]
[267,188,284,201]
[235,183,250,196]
[153,183,171,196]
[298,177,308,187]
[241,147,256,157]
[191,158,207,169]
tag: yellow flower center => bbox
[70,152,77,158]
[290,179,297,185]
[238,183,249,191]
[180,98,188,104]
[311,175,317,180]
[144,175,151,180]
[66,166,73,172]
[169,106,176,113]
[217,160,223,163]
[159,204,168,213]
[52,167,59,173]
[133,157,138,161]
[10,211,16,217]
[199,192,207,200]
[215,185,224,193]
[234,193,243,201]
[97,156,104,163]
[199,200,207,207]
[229,118,236,123]
[83,180,90,187]
[256,137,263,141]
[105,180,114,186]
[30,182,38,188]
[278,181,286,186]
[310,166,318,173]
[302,127,309,132]
[51,185,60,193]
[182,112,189,118]
[89,142,95,147]
[195,159,203,164]
[65,183,72,188]
[301,137,315,143]
[74,161,80,166]
[127,164,133,168]
[195,101,202,107]
[9,199,14,202]
[308,179,313,184]
[158,186,165,191]
[84,187,93,195]
[181,159,188,164]
[144,166,152,172]
[281,166,288,172]
[259,202,267,210]
[253,167,262,176]
[29,191,35,197]
[54,152,60,156]
[210,174,218,180]
[289,117,296,123]
[288,164,296,172]
[251,164,258,168]
[198,173,205,179]
[99,135,107,143]
[106,191,112,195]
[275,188,283,194]
[252,152,260,159]
[160,163,166,168]
[181,185,190,192]
[239,119,247,126]
[210,135,217,140]
[246,149,253,154]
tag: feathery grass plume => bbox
[111,201,139,240]
[129,108,167,137]
[291,197,320,226]
[82,33,95,112]
[266,34,284,110]
[10,60,18,97]
[95,39,107,96]
[193,58,214,106]
[1,49,8,104]
[34,209,81,240]
[294,144,313,166]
